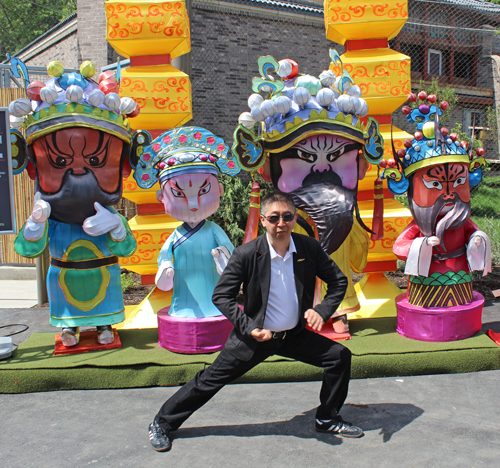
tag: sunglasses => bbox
[263,213,295,224]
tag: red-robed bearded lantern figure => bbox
[9,61,142,348]
[382,92,491,342]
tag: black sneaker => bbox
[148,420,172,452]
[315,416,364,438]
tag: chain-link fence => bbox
[2,0,500,256]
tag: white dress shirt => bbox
[263,234,300,332]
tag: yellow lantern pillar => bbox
[324,0,414,319]
[105,0,193,328]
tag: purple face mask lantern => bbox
[270,134,364,254]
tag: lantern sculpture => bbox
[133,126,240,353]
[8,61,145,347]
[381,92,491,341]
[231,53,384,336]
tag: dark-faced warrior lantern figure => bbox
[9,60,140,347]
[231,52,384,335]
[381,91,491,341]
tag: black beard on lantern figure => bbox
[275,167,357,255]
[36,168,122,225]
[408,180,471,250]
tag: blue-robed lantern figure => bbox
[134,126,241,354]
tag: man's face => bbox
[409,163,471,239]
[31,127,125,225]
[158,172,223,224]
[269,134,363,254]
[32,128,123,194]
[260,201,297,241]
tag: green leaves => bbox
[208,174,272,247]
[0,0,76,62]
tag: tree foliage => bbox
[208,174,273,247]
[0,0,76,62]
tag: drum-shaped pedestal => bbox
[157,307,233,354]
[396,292,484,342]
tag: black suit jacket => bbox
[212,233,348,360]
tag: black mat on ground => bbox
[1,318,499,393]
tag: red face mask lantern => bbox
[411,163,470,210]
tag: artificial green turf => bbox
[1,318,499,393]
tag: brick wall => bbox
[188,5,336,145]
[23,31,79,71]
[77,0,110,72]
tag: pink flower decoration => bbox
[163,136,171,144]
[207,137,215,145]
[141,174,150,181]
[209,156,216,163]
[143,153,151,161]
[199,155,208,161]
[168,158,176,166]
[179,135,187,143]
[152,143,161,152]
[217,144,225,151]
[194,132,202,140]
[228,161,236,169]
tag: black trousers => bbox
[156,328,352,431]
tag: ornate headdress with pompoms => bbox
[381,91,486,194]
[8,59,140,174]
[231,50,385,175]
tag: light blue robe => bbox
[158,220,234,318]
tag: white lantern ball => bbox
[104,93,121,111]
[274,96,291,115]
[250,105,265,122]
[120,97,136,114]
[350,97,364,115]
[347,85,362,98]
[293,87,311,107]
[248,93,264,110]
[319,70,336,87]
[277,60,293,78]
[88,89,105,107]
[66,85,83,103]
[316,88,336,108]
[260,100,275,119]
[40,87,58,105]
[238,112,256,129]
[358,100,369,117]
[9,98,32,117]
[337,95,353,113]
[9,115,25,129]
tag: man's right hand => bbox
[251,328,273,342]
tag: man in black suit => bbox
[148,192,363,452]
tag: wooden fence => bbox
[0,88,35,264]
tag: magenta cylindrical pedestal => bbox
[157,308,233,354]
[396,291,484,342]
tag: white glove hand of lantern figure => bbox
[156,262,175,291]
[24,192,51,241]
[82,202,126,241]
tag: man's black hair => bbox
[261,191,296,215]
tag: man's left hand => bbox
[304,309,324,331]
